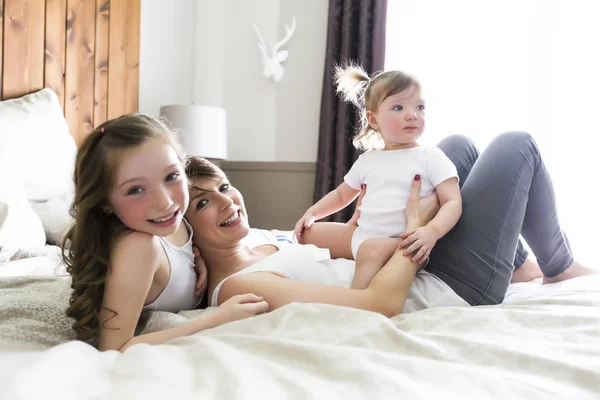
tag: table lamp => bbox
[159,104,227,160]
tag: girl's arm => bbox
[295,182,360,238]
[98,233,267,352]
[309,182,360,219]
[98,232,173,351]
[117,310,223,350]
[115,294,267,351]
[226,177,428,317]
[427,177,462,237]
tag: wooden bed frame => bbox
[0,0,140,145]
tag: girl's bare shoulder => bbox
[110,231,163,275]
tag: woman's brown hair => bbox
[61,113,184,347]
[334,63,421,150]
[184,156,224,185]
[183,156,225,309]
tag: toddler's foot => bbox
[511,259,543,283]
[542,262,597,285]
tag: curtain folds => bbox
[314,0,387,222]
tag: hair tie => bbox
[100,127,105,134]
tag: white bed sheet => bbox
[0,248,65,278]
[1,255,599,399]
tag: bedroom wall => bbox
[194,0,328,163]
[139,0,195,119]
[139,0,328,229]
[275,0,327,163]
[140,0,327,163]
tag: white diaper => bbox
[350,227,382,259]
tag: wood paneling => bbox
[108,0,139,119]
[93,0,109,127]
[0,0,140,144]
[2,0,45,99]
[0,0,4,96]
[45,0,67,110]
[65,0,96,144]
[124,0,140,117]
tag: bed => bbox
[1,3,600,399]
[1,253,599,399]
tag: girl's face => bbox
[184,175,250,249]
[107,138,189,236]
[367,85,426,150]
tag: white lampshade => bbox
[159,104,227,160]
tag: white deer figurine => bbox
[253,17,296,83]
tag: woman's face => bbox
[184,174,250,248]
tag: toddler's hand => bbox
[397,225,440,264]
[294,212,316,240]
[215,294,269,325]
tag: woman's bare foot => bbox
[542,262,597,285]
[511,258,543,283]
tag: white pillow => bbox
[0,89,77,245]
[0,89,76,201]
[0,179,46,263]
[29,194,73,246]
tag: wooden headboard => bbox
[0,0,140,145]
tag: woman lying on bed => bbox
[63,114,446,352]
[64,115,592,351]
[186,132,594,313]
[63,115,272,352]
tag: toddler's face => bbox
[369,85,425,150]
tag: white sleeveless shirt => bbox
[143,219,202,312]
[210,229,469,313]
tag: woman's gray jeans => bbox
[428,132,573,305]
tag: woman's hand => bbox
[404,175,440,231]
[398,175,441,264]
[294,211,316,239]
[214,294,269,325]
[193,245,208,298]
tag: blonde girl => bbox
[295,65,462,289]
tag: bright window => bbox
[386,0,600,266]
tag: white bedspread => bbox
[1,255,599,399]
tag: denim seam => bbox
[457,164,471,179]
[543,243,574,277]
[457,153,476,183]
[513,249,528,269]
[529,159,573,278]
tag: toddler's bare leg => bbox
[352,238,400,289]
[298,222,356,259]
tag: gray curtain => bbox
[314,0,388,222]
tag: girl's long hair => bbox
[62,113,183,346]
